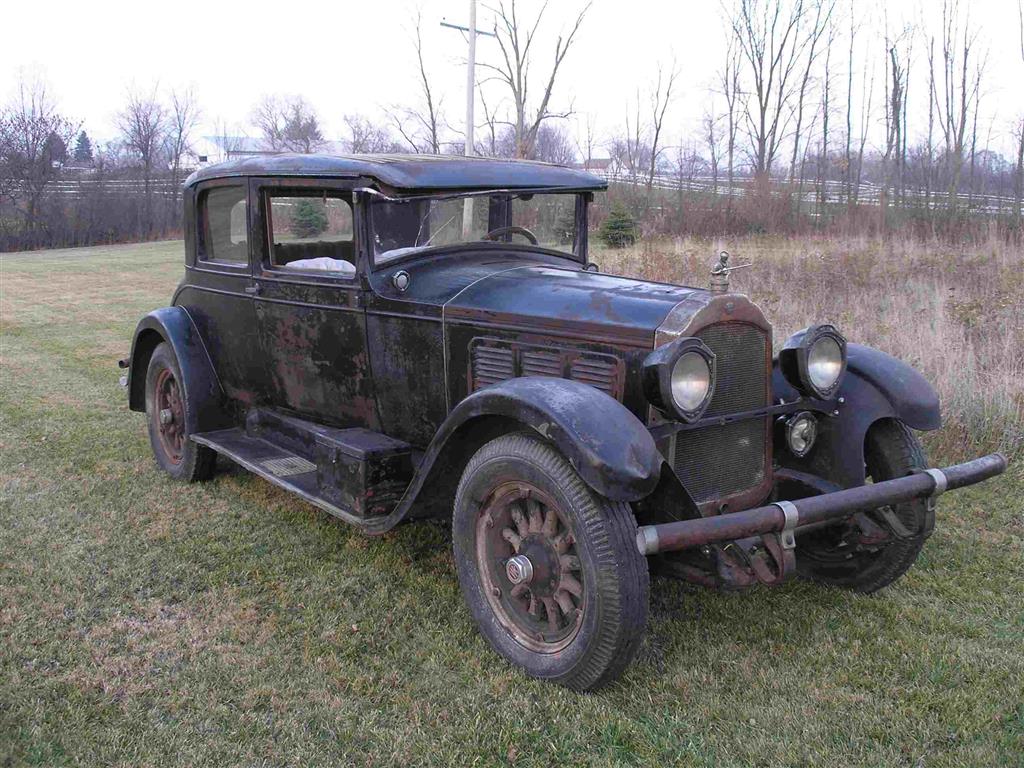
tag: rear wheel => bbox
[453,433,649,691]
[797,419,929,593]
[145,342,216,482]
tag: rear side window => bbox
[199,186,248,265]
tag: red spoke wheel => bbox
[453,433,649,691]
[154,367,186,464]
[476,482,584,652]
[145,342,216,482]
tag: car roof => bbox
[185,153,608,194]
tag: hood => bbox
[443,264,712,348]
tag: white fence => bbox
[598,171,1021,216]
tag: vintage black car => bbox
[123,154,1006,690]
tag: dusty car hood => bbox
[443,264,709,348]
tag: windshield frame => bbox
[364,188,590,271]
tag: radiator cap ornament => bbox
[710,251,751,293]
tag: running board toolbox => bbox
[193,409,413,520]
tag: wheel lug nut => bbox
[491,587,501,598]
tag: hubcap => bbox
[475,482,584,653]
[505,555,534,585]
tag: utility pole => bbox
[442,1,495,237]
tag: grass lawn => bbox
[1,240,1022,767]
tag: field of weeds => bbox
[596,233,1024,464]
[1,238,1022,767]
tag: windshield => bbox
[370,192,580,266]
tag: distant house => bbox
[186,137,349,169]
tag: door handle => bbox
[244,285,262,296]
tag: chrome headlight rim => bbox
[780,323,847,399]
[642,337,717,423]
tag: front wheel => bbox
[453,433,649,691]
[797,419,930,593]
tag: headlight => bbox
[642,338,716,422]
[784,411,818,457]
[779,324,847,399]
[671,352,712,412]
[807,336,843,392]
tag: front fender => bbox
[442,377,662,502]
[127,307,225,434]
[773,343,941,487]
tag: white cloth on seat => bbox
[283,257,356,276]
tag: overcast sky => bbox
[2,0,1022,157]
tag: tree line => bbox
[2,0,1022,252]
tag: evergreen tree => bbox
[554,206,577,244]
[598,206,637,248]
[73,130,93,162]
[290,199,328,238]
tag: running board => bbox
[192,428,368,527]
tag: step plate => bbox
[262,456,316,477]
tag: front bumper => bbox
[636,453,1008,555]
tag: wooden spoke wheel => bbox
[453,433,649,691]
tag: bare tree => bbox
[343,115,402,154]
[533,122,577,164]
[702,108,723,190]
[788,0,833,186]
[476,86,503,156]
[1015,0,1023,218]
[252,95,287,151]
[251,95,324,153]
[844,2,856,208]
[575,112,597,171]
[815,15,837,216]
[718,29,743,207]
[852,45,875,204]
[117,84,168,235]
[482,0,591,158]
[880,31,911,225]
[0,73,77,242]
[281,98,324,153]
[931,0,986,203]
[645,63,678,200]
[387,10,443,153]
[166,87,200,212]
[731,0,809,191]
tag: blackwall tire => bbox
[145,342,216,482]
[452,432,649,691]
[797,419,929,594]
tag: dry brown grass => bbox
[595,233,1024,463]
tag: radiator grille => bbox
[672,421,766,502]
[672,322,769,504]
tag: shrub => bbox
[598,206,637,248]
[290,199,328,238]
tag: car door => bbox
[177,179,264,406]
[250,178,379,431]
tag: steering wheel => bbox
[482,225,539,245]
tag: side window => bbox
[266,193,356,278]
[199,186,248,265]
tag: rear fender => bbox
[127,307,226,434]
[773,343,941,487]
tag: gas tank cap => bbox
[392,270,411,293]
